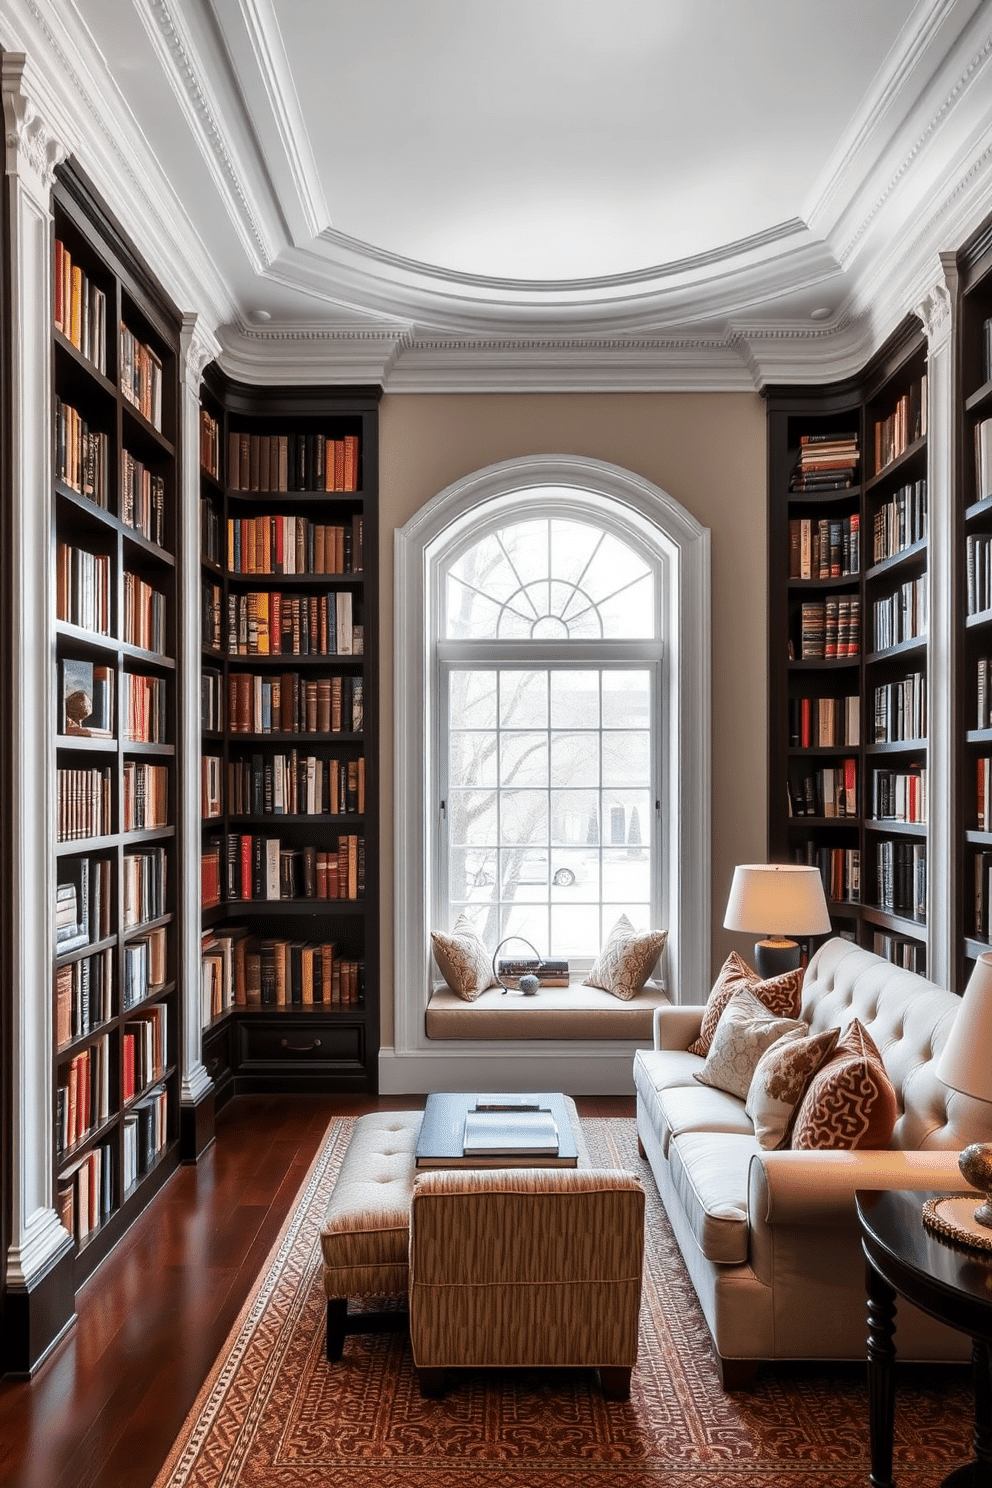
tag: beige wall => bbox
[377,392,768,1043]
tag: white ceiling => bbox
[4,0,992,387]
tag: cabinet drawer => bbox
[236,1019,365,1073]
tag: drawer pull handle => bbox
[281,1037,322,1052]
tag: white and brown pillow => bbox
[688,952,804,1057]
[693,987,806,1101]
[790,1018,897,1151]
[745,1026,840,1149]
[583,915,668,1001]
[430,914,498,1002]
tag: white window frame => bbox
[387,454,710,1093]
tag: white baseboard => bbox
[377,1045,638,1095]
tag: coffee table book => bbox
[414,1091,579,1169]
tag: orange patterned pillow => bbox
[688,952,804,1057]
[790,1018,897,1151]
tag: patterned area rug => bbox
[153,1117,972,1487]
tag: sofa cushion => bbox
[688,953,804,1056]
[693,987,806,1100]
[668,1131,759,1266]
[654,1084,755,1158]
[745,1026,840,1149]
[430,914,499,1001]
[583,914,668,1000]
[791,1018,898,1151]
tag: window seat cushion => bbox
[425,979,670,1041]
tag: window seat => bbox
[425,980,670,1041]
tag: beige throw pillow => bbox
[688,953,804,1057]
[583,914,668,1000]
[693,987,806,1101]
[430,914,498,1002]
[745,1026,840,1149]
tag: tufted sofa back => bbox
[800,938,992,1152]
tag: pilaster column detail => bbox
[1,56,73,1288]
[177,314,220,1112]
[913,252,959,989]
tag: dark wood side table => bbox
[856,1189,992,1488]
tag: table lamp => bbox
[935,952,992,1229]
[723,863,831,979]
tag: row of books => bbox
[200,833,364,905]
[976,417,992,504]
[56,857,112,950]
[123,1006,168,1098]
[872,933,924,972]
[787,760,857,818]
[873,377,926,474]
[873,672,926,744]
[225,514,363,575]
[121,450,166,547]
[789,432,859,493]
[122,761,168,831]
[225,671,363,736]
[787,694,860,749]
[968,533,992,617]
[798,597,862,659]
[57,766,112,842]
[796,843,861,904]
[875,839,926,918]
[974,850,992,939]
[123,1090,169,1192]
[120,323,163,432]
[122,928,168,1010]
[59,656,114,737]
[871,765,927,824]
[218,752,365,818]
[57,1034,110,1155]
[871,575,927,652]
[225,590,359,657]
[227,431,360,493]
[200,409,220,481]
[56,948,113,1048]
[977,657,992,729]
[871,479,927,563]
[55,396,109,506]
[787,514,860,579]
[122,846,168,928]
[125,672,168,744]
[57,1142,113,1245]
[123,572,168,653]
[54,239,107,373]
[56,543,112,635]
[200,928,363,1022]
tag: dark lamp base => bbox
[753,938,802,980]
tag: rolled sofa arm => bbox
[653,1004,706,1051]
[749,1147,975,1228]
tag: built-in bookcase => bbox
[198,375,380,1099]
[767,321,930,973]
[52,169,182,1282]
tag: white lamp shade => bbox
[723,863,832,937]
[935,952,992,1104]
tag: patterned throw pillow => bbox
[430,914,498,1002]
[688,952,804,1056]
[693,987,806,1101]
[790,1018,897,1150]
[583,914,668,1001]
[745,1026,840,1149]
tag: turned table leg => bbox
[865,1256,897,1488]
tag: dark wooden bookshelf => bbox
[51,165,183,1292]
[198,373,380,1100]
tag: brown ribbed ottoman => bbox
[320,1110,422,1359]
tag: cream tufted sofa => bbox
[633,937,992,1387]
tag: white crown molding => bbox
[214,321,410,384]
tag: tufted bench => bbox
[320,1110,422,1359]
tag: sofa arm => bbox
[653,1004,705,1051]
[748,1148,975,1229]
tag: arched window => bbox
[389,455,710,1091]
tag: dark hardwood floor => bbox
[0,1092,634,1488]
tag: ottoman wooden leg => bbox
[418,1367,448,1398]
[326,1298,348,1362]
[599,1366,632,1400]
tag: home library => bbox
[198,375,379,1100]
[767,321,930,974]
[52,167,181,1280]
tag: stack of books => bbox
[789,432,860,492]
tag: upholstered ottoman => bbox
[320,1110,422,1359]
